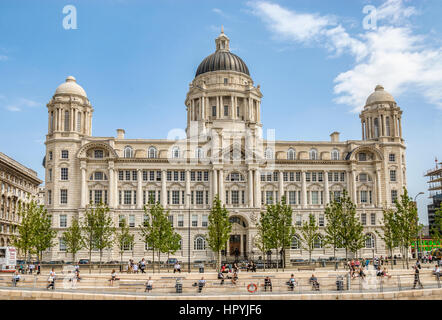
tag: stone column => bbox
[213,169,218,197]
[219,169,224,204]
[185,170,190,208]
[301,171,307,208]
[248,169,253,207]
[231,96,234,119]
[80,161,87,208]
[399,117,402,138]
[161,170,167,207]
[279,170,284,202]
[324,170,329,204]
[376,169,382,206]
[108,163,115,208]
[137,169,142,209]
[254,169,261,208]
[352,170,357,203]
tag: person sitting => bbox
[231,271,238,285]
[251,261,257,272]
[264,276,272,292]
[309,274,320,291]
[174,262,181,273]
[197,277,206,293]
[109,269,119,286]
[12,271,21,287]
[382,267,392,279]
[226,269,233,280]
[218,272,225,285]
[145,277,153,292]
[221,264,227,273]
[288,274,297,291]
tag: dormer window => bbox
[94,150,104,158]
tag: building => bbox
[0,152,42,247]
[43,30,407,262]
[424,160,442,236]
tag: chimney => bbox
[116,129,125,139]
[330,132,340,143]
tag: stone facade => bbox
[0,152,42,247]
[43,30,406,263]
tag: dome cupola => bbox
[195,27,250,77]
[54,76,87,97]
[365,85,395,106]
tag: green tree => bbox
[116,217,134,271]
[61,216,84,263]
[13,201,36,263]
[323,196,344,268]
[336,190,365,261]
[298,214,319,264]
[376,209,400,269]
[162,218,182,273]
[93,202,115,273]
[206,195,232,271]
[32,204,56,263]
[255,209,272,271]
[82,203,96,274]
[139,206,155,273]
[394,188,421,269]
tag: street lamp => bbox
[414,192,425,260]
[187,193,191,273]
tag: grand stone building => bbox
[0,152,42,247]
[43,30,406,262]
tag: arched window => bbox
[194,236,206,250]
[148,147,157,159]
[309,149,318,160]
[291,235,300,249]
[287,148,296,160]
[331,149,340,161]
[313,235,323,249]
[265,148,274,160]
[124,146,134,158]
[172,147,180,159]
[365,233,375,249]
[195,147,203,159]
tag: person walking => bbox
[197,277,206,293]
[140,259,146,274]
[288,274,297,291]
[264,276,272,292]
[145,277,153,292]
[12,271,21,287]
[46,268,56,290]
[29,263,35,275]
[412,265,424,289]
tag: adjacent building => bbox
[0,152,42,247]
[424,160,442,236]
[43,30,407,262]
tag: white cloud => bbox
[0,55,8,61]
[212,8,224,16]
[249,0,442,111]
[4,98,41,112]
[6,105,21,112]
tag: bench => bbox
[298,267,316,271]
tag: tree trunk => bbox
[152,248,155,274]
[405,246,409,269]
[390,248,394,270]
[262,250,266,272]
[276,249,279,272]
[158,251,161,274]
[73,252,76,265]
[167,253,170,273]
[89,248,92,274]
[334,247,337,271]
[120,252,123,273]
[99,250,103,274]
[218,250,221,272]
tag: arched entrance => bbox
[228,216,249,260]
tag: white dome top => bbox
[55,76,87,97]
[365,85,395,106]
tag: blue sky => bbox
[0,0,441,224]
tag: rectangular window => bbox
[266,191,273,204]
[197,171,202,182]
[181,191,185,204]
[360,190,368,203]
[119,191,122,205]
[48,168,52,182]
[48,190,52,205]
[124,191,132,205]
[340,172,346,182]
[306,172,311,182]
[156,171,161,181]
[133,191,137,204]
[231,190,239,204]
[125,171,131,181]
[60,214,67,228]
[174,171,179,181]
[94,150,103,158]
[196,191,204,205]
[202,215,208,227]
[129,215,135,227]
[59,238,66,251]
[191,191,194,205]
[318,214,324,227]
[132,170,137,181]
[205,191,209,205]
[237,106,240,117]
[49,151,53,161]
[311,191,319,205]
[142,171,148,181]
[390,170,397,182]
[296,172,301,182]
[148,190,155,204]
[191,171,196,181]
[333,191,341,202]
[204,171,209,181]
[150,171,155,181]
[192,214,198,227]
[178,215,184,227]
[242,190,245,204]
[225,191,229,204]
[290,172,295,182]
[60,189,68,204]
[61,150,69,159]
[119,171,124,181]
[318,172,323,182]
[266,173,272,182]
[311,172,317,182]
[94,190,103,204]
[296,214,302,226]
[389,154,396,162]
[334,172,339,182]
[289,191,296,205]
[273,172,278,182]
[261,174,265,182]
[167,171,172,181]
[224,105,229,116]
[283,172,288,182]
[328,172,333,182]
[172,191,180,205]
[370,213,376,225]
[168,215,173,226]
[361,213,367,226]
[180,171,185,181]
[212,106,216,117]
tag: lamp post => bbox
[414,192,425,260]
[187,193,191,273]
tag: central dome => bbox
[195,28,250,78]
